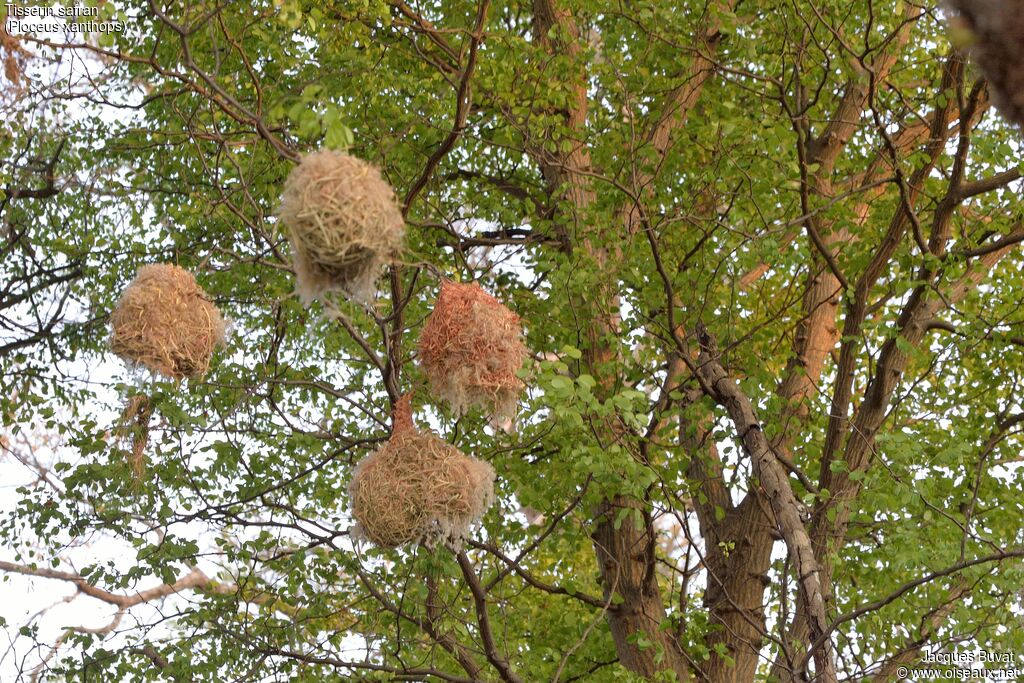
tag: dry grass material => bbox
[950,0,1024,127]
[110,264,226,380]
[277,150,405,303]
[418,280,527,427]
[0,24,28,87]
[114,394,153,481]
[349,396,496,550]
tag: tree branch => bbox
[457,552,525,683]
[693,324,837,683]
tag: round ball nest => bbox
[109,264,226,380]
[349,398,496,550]
[277,150,405,303]
[418,280,528,427]
[950,0,1024,127]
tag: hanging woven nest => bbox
[1,23,29,87]
[949,0,1024,127]
[109,264,226,380]
[277,150,405,303]
[348,395,496,550]
[418,280,528,427]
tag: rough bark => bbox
[591,496,691,679]
[666,356,777,683]
[693,326,838,683]
[695,494,776,683]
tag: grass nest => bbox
[277,150,405,303]
[1,23,29,87]
[109,264,226,380]
[949,0,1024,127]
[349,395,496,550]
[418,280,528,427]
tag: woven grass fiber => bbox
[277,150,405,303]
[109,264,226,380]
[1,24,28,87]
[950,0,1024,127]
[349,396,496,550]
[114,394,153,481]
[418,280,527,426]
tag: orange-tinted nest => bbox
[1,24,28,87]
[418,281,527,426]
[277,150,405,303]
[109,264,226,380]
[349,396,496,550]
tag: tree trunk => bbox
[697,496,775,682]
[592,496,692,680]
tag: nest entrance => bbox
[418,280,527,427]
[349,396,495,550]
[277,150,405,303]
[109,264,226,380]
